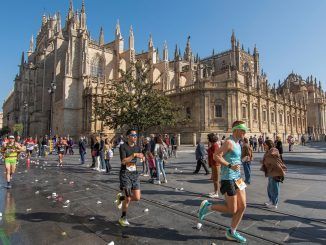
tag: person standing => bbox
[274,136,284,161]
[1,136,24,188]
[171,134,178,158]
[141,137,150,176]
[115,129,144,226]
[153,135,168,184]
[90,135,96,168]
[92,137,101,171]
[241,138,253,184]
[287,135,294,152]
[258,135,264,152]
[207,133,220,198]
[252,135,257,152]
[104,138,113,173]
[261,139,287,209]
[198,121,248,243]
[78,136,86,165]
[193,139,210,175]
[99,135,106,172]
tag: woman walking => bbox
[261,139,287,209]
[241,137,253,184]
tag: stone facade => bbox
[2,90,15,131]
[2,1,325,142]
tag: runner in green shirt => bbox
[1,136,24,189]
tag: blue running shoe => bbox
[226,228,247,244]
[198,200,212,220]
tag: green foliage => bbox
[0,126,11,136]
[94,61,186,134]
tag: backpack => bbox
[158,144,168,160]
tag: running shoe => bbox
[153,180,161,185]
[143,174,149,177]
[208,192,219,198]
[163,179,168,184]
[6,183,12,189]
[225,228,247,243]
[198,200,212,220]
[119,217,130,227]
[264,201,272,207]
[267,204,278,209]
[115,193,123,209]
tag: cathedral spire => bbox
[80,0,87,30]
[68,0,74,20]
[163,41,168,61]
[184,35,192,61]
[81,0,85,13]
[129,25,134,50]
[56,12,62,33]
[115,19,122,39]
[148,34,154,50]
[28,35,34,53]
[99,27,104,46]
[231,30,236,50]
[21,51,25,66]
[174,44,178,60]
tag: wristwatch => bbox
[228,164,232,169]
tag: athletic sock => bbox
[121,212,126,218]
[231,228,236,234]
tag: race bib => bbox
[126,163,136,172]
[235,178,247,190]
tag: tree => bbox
[0,126,11,136]
[94,61,186,136]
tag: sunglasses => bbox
[129,134,138,137]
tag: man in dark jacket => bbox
[193,139,210,174]
[79,136,86,164]
[275,136,283,161]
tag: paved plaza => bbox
[0,142,325,245]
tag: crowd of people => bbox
[0,125,292,243]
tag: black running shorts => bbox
[120,170,140,196]
[220,180,239,196]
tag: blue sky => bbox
[1,0,326,108]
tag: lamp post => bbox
[48,82,56,137]
[23,101,28,137]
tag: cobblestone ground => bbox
[0,143,325,244]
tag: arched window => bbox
[215,104,222,118]
[242,106,247,119]
[90,56,104,77]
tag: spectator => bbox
[193,139,209,175]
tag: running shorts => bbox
[119,169,140,196]
[220,179,239,196]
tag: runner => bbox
[115,129,144,226]
[198,120,248,243]
[1,135,24,189]
[56,137,67,167]
[24,136,35,158]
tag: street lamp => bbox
[23,101,29,137]
[48,82,56,137]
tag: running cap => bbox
[232,124,248,132]
[9,135,15,139]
